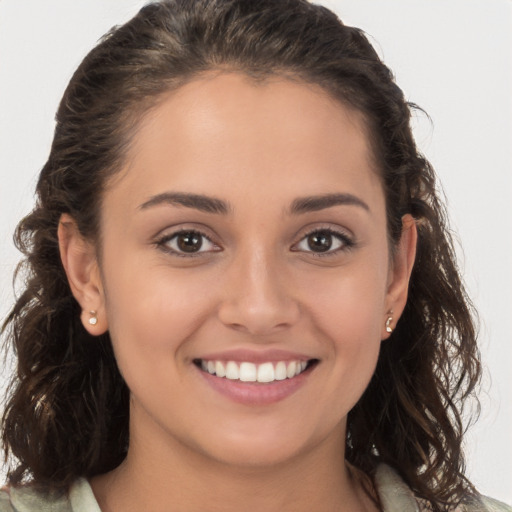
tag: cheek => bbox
[299,257,387,399]
[101,268,220,421]
[101,255,216,375]
[303,260,388,343]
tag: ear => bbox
[382,214,417,339]
[58,213,108,335]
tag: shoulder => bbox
[478,496,512,512]
[0,479,99,512]
[0,484,71,512]
[0,488,13,512]
[374,464,512,512]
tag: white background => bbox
[1,0,511,504]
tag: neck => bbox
[91,413,377,512]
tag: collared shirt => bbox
[1,464,510,511]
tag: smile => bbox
[195,359,312,384]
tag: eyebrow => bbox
[138,191,369,216]
[289,193,370,214]
[139,192,232,214]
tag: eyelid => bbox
[155,227,221,257]
[291,225,355,257]
[153,223,355,258]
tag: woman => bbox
[1,0,509,510]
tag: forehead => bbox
[105,72,383,213]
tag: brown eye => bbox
[294,228,353,256]
[177,232,203,253]
[158,230,219,256]
[306,231,333,252]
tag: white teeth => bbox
[215,361,226,378]
[257,362,275,383]
[198,359,311,383]
[275,361,287,381]
[287,361,297,378]
[225,361,239,380]
[239,362,257,382]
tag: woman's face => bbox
[83,73,413,468]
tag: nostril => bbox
[217,306,300,337]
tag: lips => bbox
[193,350,318,404]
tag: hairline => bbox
[92,67,392,263]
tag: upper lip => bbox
[194,348,315,364]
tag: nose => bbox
[217,247,301,336]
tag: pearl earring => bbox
[385,316,393,333]
[88,311,98,326]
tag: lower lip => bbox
[196,364,313,405]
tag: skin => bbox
[59,73,416,512]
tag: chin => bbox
[205,440,307,469]
[188,420,331,470]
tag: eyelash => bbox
[155,229,220,258]
[292,227,355,258]
[155,227,355,258]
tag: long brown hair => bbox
[2,1,481,509]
